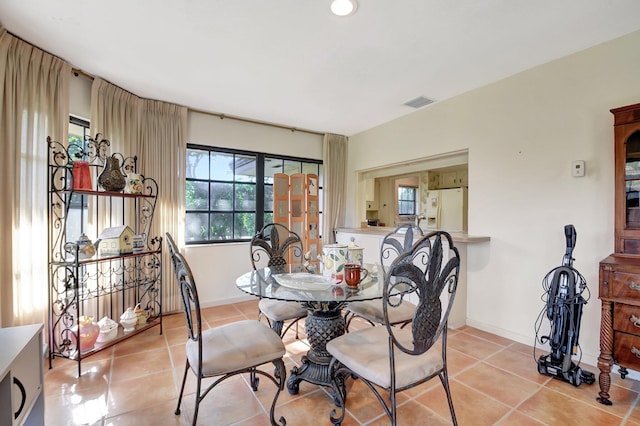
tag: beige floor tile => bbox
[447,331,506,360]
[44,363,111,426]
[161,312,189,330]
[494,409,547,425]
[104,399,187,425]
[508,341,541,357]
[111,346,172,383]
[112,326,166,357]
[44,357,112,397]
[200,304,244,322]
[416,380,510,426]
[234,299,260,318]
[367,400,451,426]
[232,412,272,426]
[43,309,640,426]
[445,346,482,377]
[545,373,637,419]
[455,362,541,407]
[337,377,410,424]
[463,327,515,347]
[518,386,624,425]
[163,325,188,347]
[108,369,178,418]
[177,375,266,425]
[484,346,552,385]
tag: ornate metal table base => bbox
[288,306,345,394]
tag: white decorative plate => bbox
[273,273,336,291]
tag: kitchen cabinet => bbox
[47,136,163,377]
[598,102,640,406]
[365,179,379,210]
[438,170,468,189]
[0,324,44,426]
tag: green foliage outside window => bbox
[185,145,322,244]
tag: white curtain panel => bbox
[322,133,348,245]
[91,78,187,314]
[0,26,71,327]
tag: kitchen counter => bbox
[334,227,490,244]
[334,227,490,328]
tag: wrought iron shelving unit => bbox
[47,135,162,376]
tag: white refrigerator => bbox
[423,187,468,232]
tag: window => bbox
[186,144,323,244]
[67,116,91,241]
[398,186,417,216]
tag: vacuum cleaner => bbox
[535,224,595,387]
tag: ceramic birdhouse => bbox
[96,225,135,256]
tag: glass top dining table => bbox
[235,263,386,307]
[235,263,397,395]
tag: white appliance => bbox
[423,187,468,232]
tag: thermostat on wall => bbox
[572,160,585,177]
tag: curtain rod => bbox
[72,67,326,137]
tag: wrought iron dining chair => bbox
[344,224,423,331]
[250,223,308,338]
[328,231,460,425]
[166,233,286,426]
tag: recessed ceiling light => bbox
[331,0,357,17]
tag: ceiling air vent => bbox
[403,96,435,109]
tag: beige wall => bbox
[346,30,640,367]
[185,112,323,306]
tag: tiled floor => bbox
[44,300,640,425]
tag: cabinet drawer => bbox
[614,331,640,370]
[614,304,640,335]
[610,271,640,300]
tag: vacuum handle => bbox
[564,224,576,264]
[564,225,576,252]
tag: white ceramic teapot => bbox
[120,307,138,333]
[97,316,118,342]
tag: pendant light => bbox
[331,0,358,17]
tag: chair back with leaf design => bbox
[384,230,460,354]
[250,223,304,270]
[328,230,460,425]
[379,224,424,275]
[344,224,424,331]
[250,223,307,338]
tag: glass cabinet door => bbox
[625,131,640,229]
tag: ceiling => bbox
[1,1,640,136]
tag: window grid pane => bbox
[185,145,321,244]
[398,186,417,215]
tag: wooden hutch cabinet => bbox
[599,102,640,405]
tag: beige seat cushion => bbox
[327,325,442,389]
[347,298,415,325]
[186,320,286,377]
[259,298,307,322]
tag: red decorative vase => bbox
[72,161,92,190]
